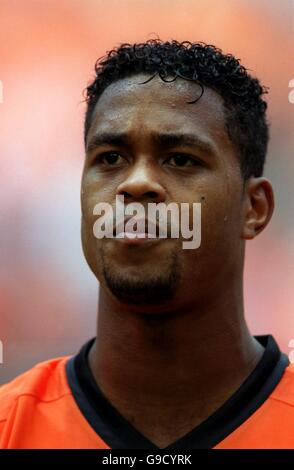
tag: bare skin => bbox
[81,73,274,448]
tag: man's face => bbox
[81,74,245,309]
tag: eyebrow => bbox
[86,131,217,157]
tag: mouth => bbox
[113,218,166,245]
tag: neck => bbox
[88,284,264,423]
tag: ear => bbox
[241,177,275,240]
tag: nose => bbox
[116,161,166,203]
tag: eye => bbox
[96,152,125,165]
[166,154,200,167]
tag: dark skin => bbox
[81,73,274,448]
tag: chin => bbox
[102,265,178,305]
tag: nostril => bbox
[119,191,132,199]
[145,191,158,199]
[118,190,159,201]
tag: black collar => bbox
[66,335,289,449]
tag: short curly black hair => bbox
[84,39,269,180]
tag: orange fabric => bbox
[0,356,293,449]
[0,357,109,449]
[215,364,294,449]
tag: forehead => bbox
[87,74,228,145]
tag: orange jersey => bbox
[0,335,293,449]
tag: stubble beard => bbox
[100,247,180,305]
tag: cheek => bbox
[200,185,243,247]
[81,170,119,215]
[81,196,93,233]
[80,191,100,250]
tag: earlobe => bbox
[241,177,275,240]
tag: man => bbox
[0,39,293,449]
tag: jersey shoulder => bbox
[213,363,294,449]
[0,355,71,422]
[270,362,294,407]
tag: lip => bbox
[114,232,162,245]
[113,217,163,245]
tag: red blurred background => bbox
[0,0,293,383]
